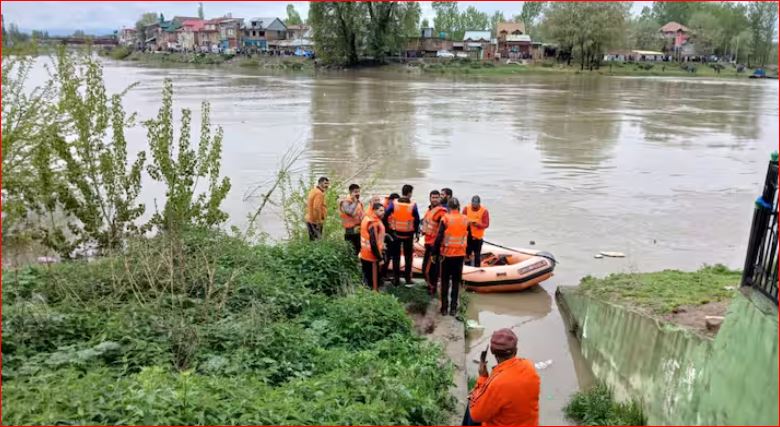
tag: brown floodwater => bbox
[23,58,779,424]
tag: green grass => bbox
[564,382,646,426]
[386,284,431,315]
[412,60,763,79]
[578,264,742,314]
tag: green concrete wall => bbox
[558,287,778,426]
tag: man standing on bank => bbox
[434,197,468,316]
[339,184,364,255]
[359,202,386,291]
[305,176,329,241]
[422,190,447,296]
[385,184,421,286]
[464,195,490,267]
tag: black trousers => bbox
[389,237,414,283]
[361,259,380,291]
[466,236,483,267]
[422,244,440,295]
[344,231,360,255]
[441,256,464,312]
[307,222,323,241]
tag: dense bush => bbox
[564,382,646,425]
[2,231,455,425]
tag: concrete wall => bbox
[557,287,778,426]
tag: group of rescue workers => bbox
[305,176,490,316]
[305,177,541,426]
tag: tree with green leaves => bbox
[286,4,303,26]
[688,11,722,56]
[543,2,630,70]
[629,15,665,51]
[732,29,753,64]
[309,2,365,65]
[144,79,231,233]
[516,1,546,34]
[490,11,505,36]
[748,1,778,67]
[652,2,701,26]
[421,18,430,29]
[461,6,489,31]
[432,1,461,39]
[198,2,204,19]
[135,12,159,46]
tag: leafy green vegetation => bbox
[2,231,456,425]
[564,382,646,426]
[578,265,741,314]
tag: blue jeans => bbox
[462,404,480,426]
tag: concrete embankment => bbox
[557,286,778,425]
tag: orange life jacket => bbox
[465,204,487,240]
[359,214,385,262]
[339,196,364,229]
[441,212,468,257]
[389,201,415,233]
[422,205,446,245]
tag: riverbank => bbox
[101,48,775,80]
[2,230,463,425]
[557,265,778,425]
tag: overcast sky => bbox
[1,1,652,35]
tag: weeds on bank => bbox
[564,382,646,426]
[578,264,741,314]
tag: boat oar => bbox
[481,240,558,265]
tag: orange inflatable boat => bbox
[399,241,556,293]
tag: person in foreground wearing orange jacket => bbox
[433,197,468,316]
[421,190,447,296]
[464,195,490,267]
[339,183,364,255]
[465,328,540,426]
[305,176,330,241]
[359,202,386,291]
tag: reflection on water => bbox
[19,59,779,425]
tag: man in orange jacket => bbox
[359,202,386,291]
[305,176,330,241]
[463,195,490,267]
[421,190,446,296]
[433,197,468,316]
[385,185,420,286]
[465,328,541,426]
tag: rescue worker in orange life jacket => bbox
[440,187,453,211]
[380,193,401,280]
[359,202,386,291]
[421,190,447,296]
[385,185,420,286]
[464,195,490,267]
[433,197,468,316]
[339,183,364,255]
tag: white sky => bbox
[1,1,653,34]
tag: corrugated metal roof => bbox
[463,31,491,42]
[247,17,286,32]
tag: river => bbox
[24,58,780,424]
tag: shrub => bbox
[564,382,646,425]
[318,290,413,349]
[277,239,360,295]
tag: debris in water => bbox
[594,254,604,259]
[529,240,536,245]
[600,251,626,258]
[466,320,483,329]
[534,359,553,370]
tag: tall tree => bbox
[421,18,430,29]
[543,2,630,69]
[516,1,546,34]
[629,15,665,51]
[490,11,506,36]
[748,1,778,67]
[400,2,422,37]
[432,1,461,39]
[652,2,701,25]
[286,4,303,26]
[135,12,159,45]
[309,2,365,65]
[198,2,204,19]
[461,6,489,32]
[688,11,722,56]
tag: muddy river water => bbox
[26,59,779,424]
